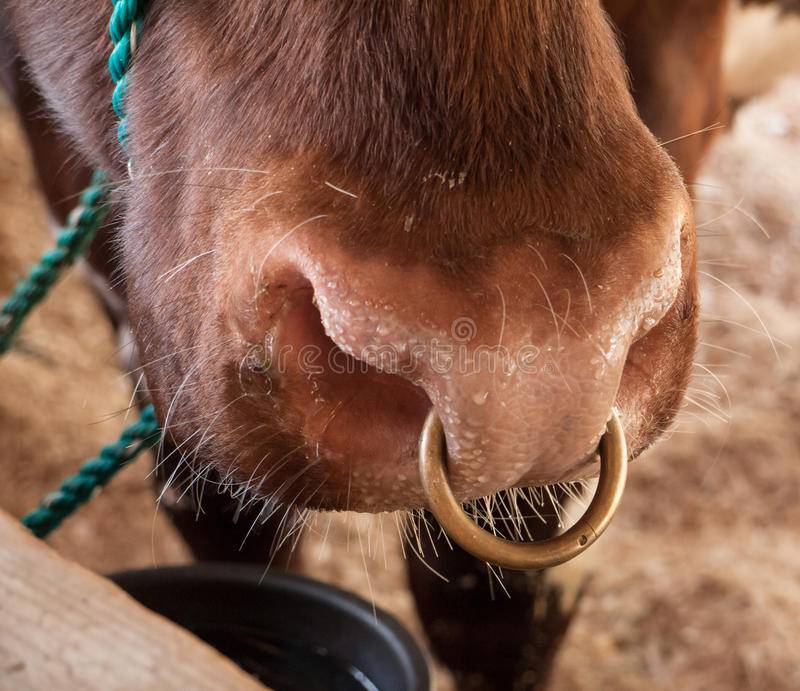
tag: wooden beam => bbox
[0,509,268,690]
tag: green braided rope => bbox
[1,0,159,537]
[109,0,146,147]
[0,2,145,355]
[21,406,161,538]
[0,171,110,355]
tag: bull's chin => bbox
[238,388,611,513]
[185,337,684,513]
[224,428,602,514]
[233,344,682,513]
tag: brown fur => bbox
[0,2,754,688]
[2,0,700,506]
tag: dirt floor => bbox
[1,5,799,690]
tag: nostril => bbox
[622,208,688,344]
[250,270,432,489]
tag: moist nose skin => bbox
[237,216,684,505]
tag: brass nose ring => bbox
[418,409,628,571]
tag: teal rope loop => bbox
[1,2,145,354]
[3,0,157,537]
[0,171,110,355]
[21,406,161,538]
[109,0,146,147]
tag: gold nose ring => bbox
[418,409,628,570]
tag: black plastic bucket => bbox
[110,564,430,691]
